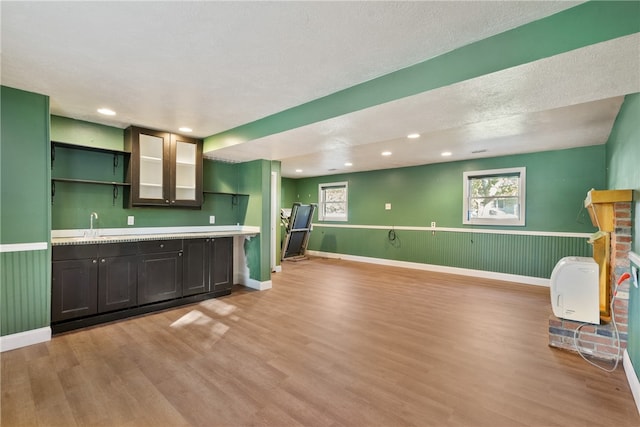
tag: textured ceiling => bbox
[213,34,638,176]
[3,1,636,178]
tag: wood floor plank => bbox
[2,257,639,426]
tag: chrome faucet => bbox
[90,212,99,237]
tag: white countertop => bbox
[51,226,259,246]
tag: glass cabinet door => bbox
[170,134,202,206]
[126,126,202,207]
[138,133,165,200]
[174,140,196,201]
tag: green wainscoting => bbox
[310,227,590,279]
[0,250,50,335]
[1,86,51,338]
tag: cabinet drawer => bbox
[53,244,99,261]
[139,239,183,254]
[98,242,139,257]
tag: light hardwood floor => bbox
[2,257,639,426]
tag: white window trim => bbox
[318,181,348,222]
[463,167,526,226]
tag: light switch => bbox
[385,203,391,210]
[127,216,134,225]
[209,215,216,224]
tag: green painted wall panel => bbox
[281,178,298,211]
[607,93,640,253]
[205,1,640,151]
[237,160,272,282]
[606,93,640,379]
[1,86,50,244]
[272,161,282,266]
[51,115,124,151]
[50,118,248,229]
[1,250,50,335]
[311,227,590,279]
[1,86,51,336]
[52,156,245,229]
[293,146,604,233]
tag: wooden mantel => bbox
[584,189,632,232]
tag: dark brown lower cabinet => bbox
[51,244,99,322]
[97,242,138,313]
[211,237,233,292]
[137,240,184,305]
[183,238,209,296]
[183,237,233,296]
[51,258,98,322]
[52,236,233,330]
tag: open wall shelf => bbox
[51,141,131,205]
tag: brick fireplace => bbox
[548,199,632,361]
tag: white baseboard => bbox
[244,278,272,291]
[0,327,51,352]
[306,250,549,287]
[624,349,640,416]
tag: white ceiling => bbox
[2,1,637,178]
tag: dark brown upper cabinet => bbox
[125,126,203,208]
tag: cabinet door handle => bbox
[171,200,176,204]
[101,259,106,263]
[178,252,183,257]
[165,200,169,203]
[160,244,164,248]
[93,259,97,264]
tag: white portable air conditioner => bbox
[550,256,600,324]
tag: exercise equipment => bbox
[281,203,317,261]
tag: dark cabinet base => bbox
[51,258,98,322]
[52,237,234,334]
[52,288,232,334]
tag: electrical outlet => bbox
[127,216,134,225]
[209,215,216,224]
[431,221,436,228]
[385,203,391,210]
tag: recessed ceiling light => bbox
[381,151,392,156]
[97,108,116,116]
[407,133,420,139]
[441,151,452,157]
[295,169,303,173]
[179,127,193,133]
[344,162,353,167]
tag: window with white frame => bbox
[463,167,526,226]
[318,181,348,221]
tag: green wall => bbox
[51,115,124,150]
[1,87,51,244]
[606,93,640,378]
[1,86,51,335]
[287,146,604,278]
[293,146,603,232]
[237,160,274,282]
[281,178,297,211]
[50,116,272,284]
[50,118,248,229]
